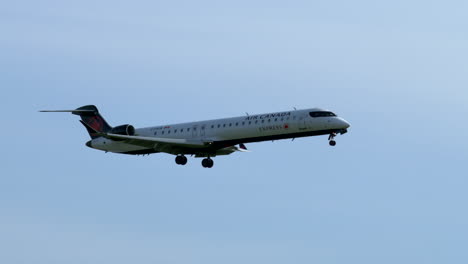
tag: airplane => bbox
[40,105,350,168]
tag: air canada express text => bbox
[245,112,291,121]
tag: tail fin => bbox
[73,105,112,139]
[41,105,112,139]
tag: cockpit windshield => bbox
[309,111,336,118]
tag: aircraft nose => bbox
[85,140,92,148]
[338,118,350,129]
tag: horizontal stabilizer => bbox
[39,110,96,113]
[40,105,100,116]
[40,105,111,139]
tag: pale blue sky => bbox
[1,1,467,263]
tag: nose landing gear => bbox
[328,133,337,146]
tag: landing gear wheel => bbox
[175,155,188,165]
[201,158,214,168]
[328,133,337,146]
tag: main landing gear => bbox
[201,158,214,168]
[175,155,214,168]
[175,155,188,165]
[328,133,337,146]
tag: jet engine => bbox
[110,124,135,136]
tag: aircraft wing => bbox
[104,133,211,149]
[78,120,212,150]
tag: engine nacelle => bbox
[110,124,135,136]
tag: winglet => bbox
[236,143,250,152]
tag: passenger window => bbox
[249,121,252,125]
[211,125,214,129]
[235,122,239,126]
[187,128,190,132]
[154,132,157,135]
[223,124,226,127]
[229,123,232,127]
[242,122,245,125]
[162,131,165,135]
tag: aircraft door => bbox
[298,115,307,130]
[191,125,198,138]
[200,125,206,138]
[324,118,331,129]
[191,125,205,139]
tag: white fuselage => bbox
[90,108,350,155]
